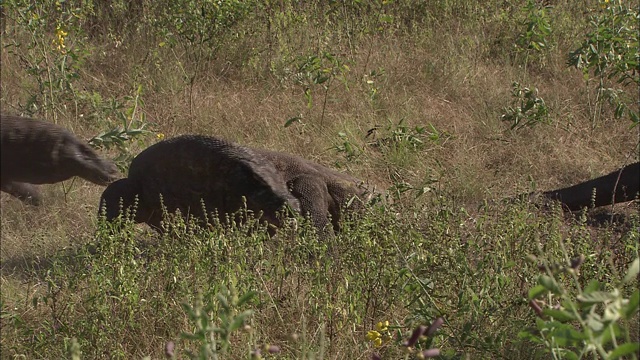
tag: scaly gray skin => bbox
[1,114,120,204]
[254,148,375,237]
[99,135,302,231]
[1,181,42,206]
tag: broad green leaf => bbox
[577,291,617,304]
[583,279,601,293]
[284,117,302,128]
[542,308,576,322]
[237,291,257,307]
[539,275,562,295]
[528,284,547,299]
[518,330,542,343]
[561,299,578,311]
[623,258,639,283]
[560,350,579,360]
[537,319,564,331]
[599,322,621,346]
[586,316,604,332]
[608,342,640,360]
[550,325,587,347]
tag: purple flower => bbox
[403,325,426,347]
[425,317,444,337]
[265,345,280,354]
[164,341,175,358]
[420,348,441,358]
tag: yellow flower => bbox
[366,330,381,341]
[56,28,67,40]
[376,321,389,332]
[54,25,67,52]
[156,133,165,140]
[367,325,390,348]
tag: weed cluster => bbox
[2,199,638,359]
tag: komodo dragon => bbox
[1,114,119,205]
[99,135,375,237]
[254,148,375,236]
[537,162,639,211]
[99,135,302,231]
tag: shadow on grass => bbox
[0,227,161,282]
[0,242,98,281]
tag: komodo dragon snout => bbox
[1,114,120,204]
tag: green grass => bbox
[1,0,638,358]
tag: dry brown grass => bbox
[1,1,638,358]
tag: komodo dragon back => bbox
[100,135,301,230]
[1,114,119,185]
[1,114,119,204]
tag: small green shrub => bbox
[501,81,550,130]
[4,0,89,118]
[567,0,639,127]
[521,253,639,360]
[178,284,257,359]
[87,85,151,171]
[514,0,553,71]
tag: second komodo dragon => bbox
[99,134,374,236]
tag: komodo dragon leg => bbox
[1,181,42,205]
[288,175,334,238]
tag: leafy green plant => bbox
[567,0,639,127]
[3,0,149,169]
[292,51,350,125]
[5,0,89,118]
[372,119,446,152]
[178,285,257,359]
[521,254,639,360]
[149,0,254,115]
[332,131,361,161]
[501,81,550,130]
[368,118,450,176]
[87,85,151,171]
[514,0,553,72]
[363,67,386,104]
